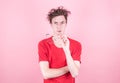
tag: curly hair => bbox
[47,6,71,23]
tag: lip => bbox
[57,30,61,32]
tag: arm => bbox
[61,36,81,77]
[63,49,80,77]
[39,61,69,79]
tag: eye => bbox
[54,22,58,24]
[61,21,65,24]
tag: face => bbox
[51,15,67,36]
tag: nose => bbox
[57,23,62,28]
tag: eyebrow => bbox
[54,21,65,23]
[54,21,58,24]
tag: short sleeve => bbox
[71,42,82,63]
[38,41,48,62]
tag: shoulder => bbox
[68,37,82,46]
[38,37,52,46]
[68,38,82,54]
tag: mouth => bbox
[57,30,62,33]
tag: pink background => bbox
[0,0,120,83]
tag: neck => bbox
[52,36,63,48]
[52,33,64,38]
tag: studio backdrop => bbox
[0,0,120,83]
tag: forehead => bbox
[52,15,66,22]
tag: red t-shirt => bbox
[38,37,82,83]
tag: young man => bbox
[38,6,82,83]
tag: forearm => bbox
[63,48,80,77]
[43,66,69,79]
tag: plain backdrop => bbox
[0,0,120,83]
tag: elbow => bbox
[71,65,80,77]
[70,68,80,78]
[71,72,79,78]
[42,74,48,79]
[41,68,51,79]
[43,76,49,79]
[71,67,80,78]
[41,69,49,79]
[42,72,50,79]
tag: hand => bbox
[61,35,70,50]
[52,35,70,49]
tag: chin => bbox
[58,33,63,36]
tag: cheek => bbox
[52,26,57,32]
[62,24,66,29]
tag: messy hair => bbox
[47,6,71,23]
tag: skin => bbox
[39,15,80,79]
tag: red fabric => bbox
[38,37,82,83]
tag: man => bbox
[38,6,82,83]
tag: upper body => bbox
[38,6,82,83]
[38,36,82,83]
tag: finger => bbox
[63,35,68,40]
